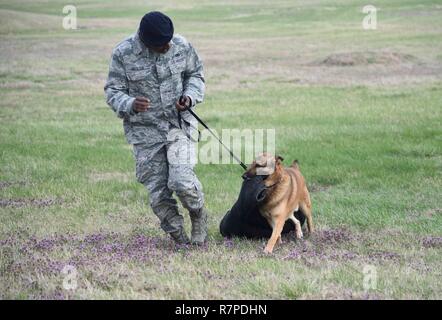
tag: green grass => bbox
[0,0,441,299]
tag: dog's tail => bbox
[291,159,300,169]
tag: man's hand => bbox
[133,96,150,113]
[175,95,191,112]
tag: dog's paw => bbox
[263,247,273,255]
[296,230,304,239]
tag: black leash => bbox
[177,111,201,143]
[178,96,248,171]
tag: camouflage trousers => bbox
[132,127,204,234]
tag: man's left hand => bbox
[176,95,191,112]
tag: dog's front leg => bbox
[289,214,303,239]
[264,215,286,254]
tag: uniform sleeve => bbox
[104,49,136,118]
[183,43,205,107]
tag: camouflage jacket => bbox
[104,32,205,144]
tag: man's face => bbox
[148,42,171,54]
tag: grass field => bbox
[0,0,441,299]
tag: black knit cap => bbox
[139,11,174,47]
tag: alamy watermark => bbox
[362,264,377,291]
[167,127,276,169]
[63,5,77,30]
[61,264,78,290]
[362,5,377,30]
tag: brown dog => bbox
[245,153,314,253]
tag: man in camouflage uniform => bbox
[104,11,208,245]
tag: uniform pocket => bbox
[126,66,156,96]
[169,54,187,75]
[127,69,147,81]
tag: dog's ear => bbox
[276,155,284,163]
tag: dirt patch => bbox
[0,180,27,190]
[0,197,62,208]
[312,227,355,244]
[319,51,418,67]
[282,227,361,263]
[283,245,359,262]
[0,231,184,276]
[422,236,442,248]
[367,250,402,262]
[283,227,407,266]
[407,208,442,223]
